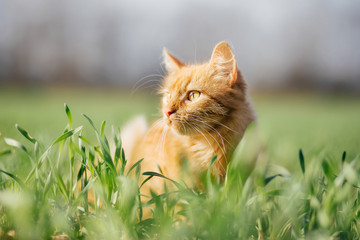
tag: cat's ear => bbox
[209,41,238,85]
[163,48,184,72]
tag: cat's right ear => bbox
[209,41,238,86]
[163,48,184,73]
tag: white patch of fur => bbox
[121,115,148,163]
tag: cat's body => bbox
[123,41,255,195]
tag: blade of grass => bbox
[264,174,284,185]
[83,114,116,174]
[0,169,27,190]
[55,171,69,201]
[210,155,217,167]
[146,190,180,204]
[74,177,97,205]
[83,114,97,130]
[321,160,334,180]
[25,126,83,183]
[139,176,153,189]
[64,103,73,128]
[4,138,29,154]
[15,124,37,144]
[264,189,283,196]
[0,149,12,157]
[127,158,144,176]
[299,149,305,175]
[43,169,53,199]
[342,151,347,164]
[51,126,83,147]
[118,148,127,176]
[100,121,106,138]
[142,171,183,190]
[79,135,91,146]
[112,127,122,167]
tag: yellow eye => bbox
[188,91,201,101]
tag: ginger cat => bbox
[123,41,255,196]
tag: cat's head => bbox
[160,41,247,135]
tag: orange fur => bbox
[125,41,256,197]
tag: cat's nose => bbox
[165,109,176,118]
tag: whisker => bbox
[184,120,224,171]
[190,123,226,174]
[187,116,230,174]
[181,122,186,134]
[188,113,240,134]
[185,120,215,162]
[132,74,163,89]
[195,123,228,158]
[131,78,162,95]
[192,125,214,154]
[188,117,227,151]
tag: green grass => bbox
[0,88,360,239]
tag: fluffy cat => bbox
[123,41,255,195]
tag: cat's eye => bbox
[188,91,201,101]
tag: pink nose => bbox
[165,109,176,118]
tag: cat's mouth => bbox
[164,116,177,130]
[164,116,184,134]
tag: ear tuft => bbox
[163,48,184,73]
[209,41,238,85]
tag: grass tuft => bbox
[0,104,359,239]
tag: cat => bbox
[122,41,256,196]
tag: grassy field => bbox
[0,87,359,239]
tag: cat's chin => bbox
[170,124,198,136]
[165,120,183,135]
[170,127,193,136]
[165,118,193,136]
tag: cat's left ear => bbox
[163,48,184,73]
[209,41,238,86]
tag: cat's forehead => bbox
[164,65,205,92]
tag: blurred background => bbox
[0,0,360,171]
[0,0,359,91]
